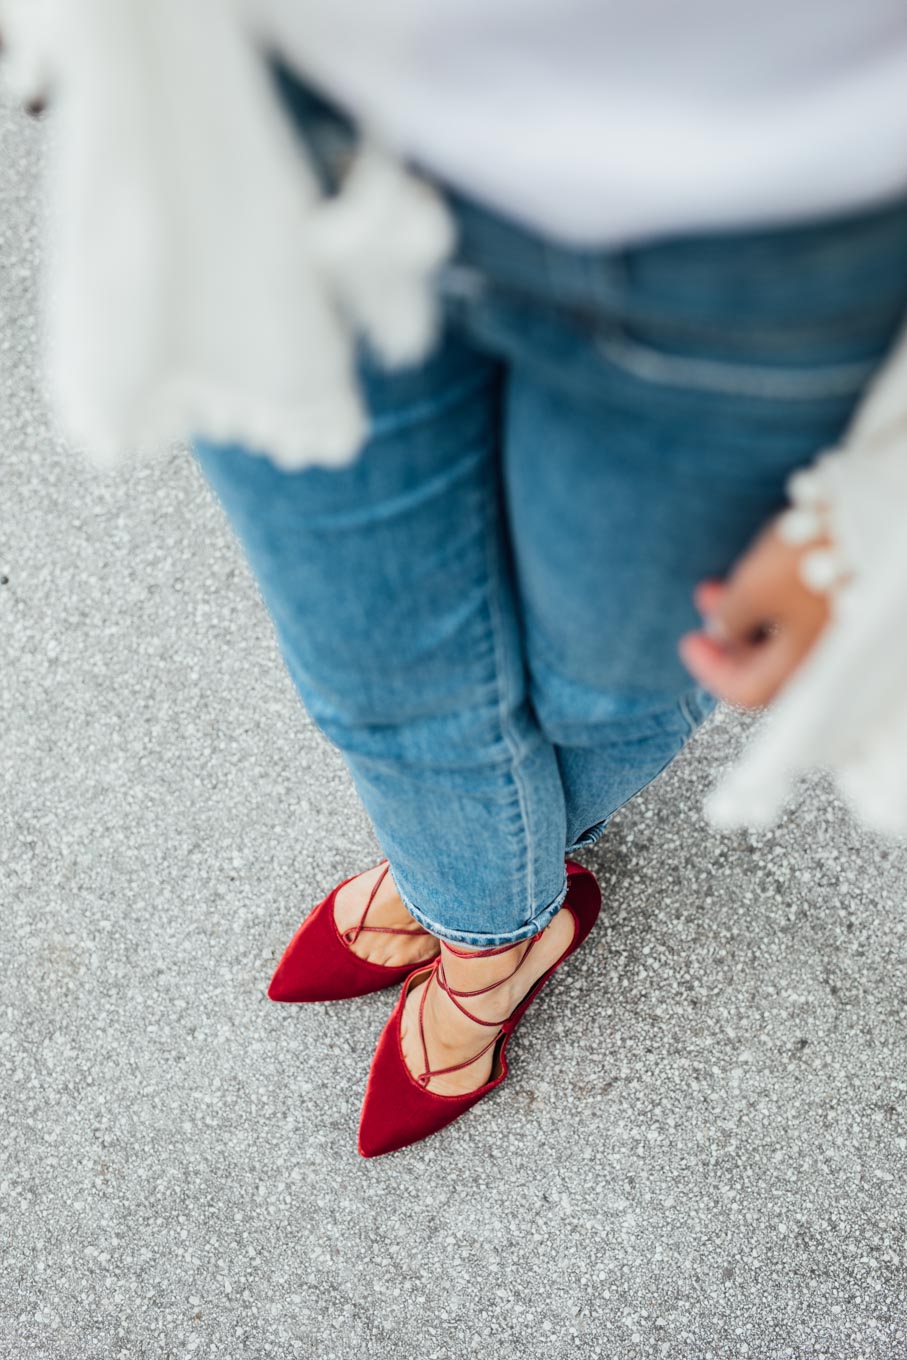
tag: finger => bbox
[693,579,725,618]
[679,630,773,708]
[701,531,803,647]
[700,532,831,631]
[704,564,780,648]
[694,580,759,648]
[679,627,803,708]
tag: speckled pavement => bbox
[1,100,905,1360]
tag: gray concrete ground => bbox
[1,101,905,1360]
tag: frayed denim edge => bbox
[392,871,569,948]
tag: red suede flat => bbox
[267,861,438,1004]
[357,859,601,1157]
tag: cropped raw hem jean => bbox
[192,77,907,947]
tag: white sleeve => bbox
[1,0,451,472]
[706,320,907,835]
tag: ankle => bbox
[422,982,477,1052]
[436,937,535,1019]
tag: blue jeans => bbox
[193,79,907,946]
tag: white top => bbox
[266,0,907,242]
[6,0,907,837]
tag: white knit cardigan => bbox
[5,0,907,836]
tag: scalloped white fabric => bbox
[0,0,454,471]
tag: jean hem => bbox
[565,817,611,855]
[393,871,570,948]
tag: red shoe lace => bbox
[414,934,542,1088]
[342,862,433,948]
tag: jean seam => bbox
[596,329,875,399]
[367,372,494,437]
[480,471,535,922]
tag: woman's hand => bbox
[678,520,832,708]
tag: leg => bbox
[495,207,907,849]
[196,331,587,1100]
[193,329,570,949]
[503,361,757,852]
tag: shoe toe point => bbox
[356,1112,401,1158]
[266,964,313,1002]
[267,976,334,1004]
[266,976,289,1003]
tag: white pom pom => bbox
[777,506,823,546]
[786,468,825,507]
[800,547,848,593]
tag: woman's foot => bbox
[334,863,440,970]
[399,907,576,1096]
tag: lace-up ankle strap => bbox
[415,932,543,1087]
[437,934,540,1006]
[343,861,432,947]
